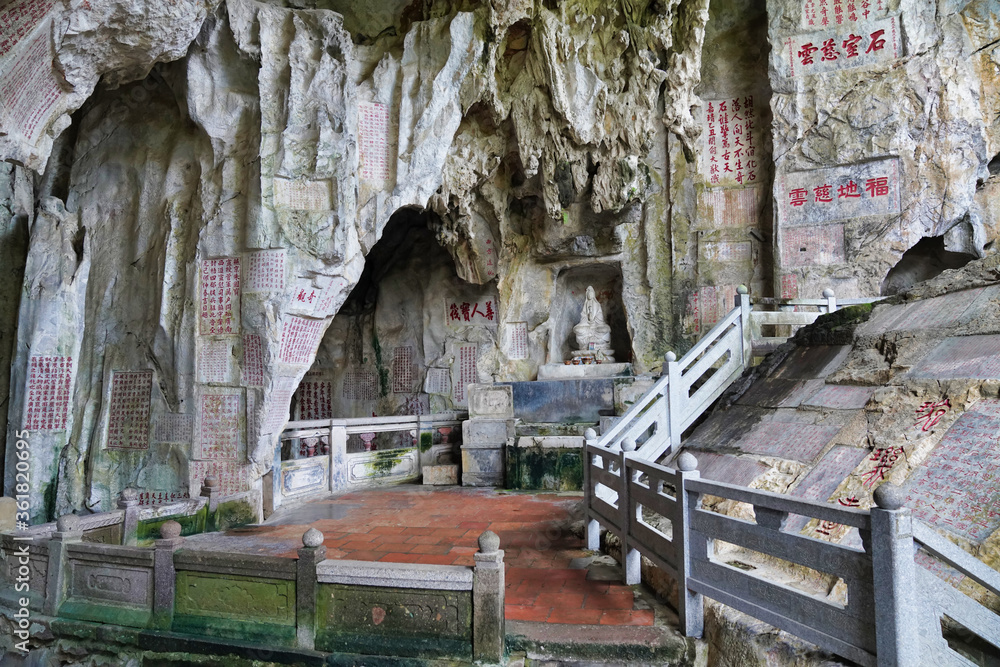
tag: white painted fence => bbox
[276,412,465,506]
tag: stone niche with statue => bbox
[538,270,633,380]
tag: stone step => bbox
[421,463,459,485]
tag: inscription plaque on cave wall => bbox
[106,371,153,450]
[452,344,478,405]
[24,355,72,432]
[903,400,1000,542]
[274,179,332,211]
[200,258,240,335]
[701,95,760,186]
[782,15,901,77]
[358,101,390,183]
[195,390,242,460]
[801,0,887,29]
[279,316,325,365]
[243,249,286,292]
[781,224,845,268]
[777,159,900,227]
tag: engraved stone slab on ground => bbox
[691,452,770,487]
[801,384,875,409]
[902,399,1000,542]
[735,421,843,462]
[785,446,870,533]
[858,287,985,335]
[772,345,851,380]
[908,335,1000,379]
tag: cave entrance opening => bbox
[881,235,977,296]
[281,206,495,463]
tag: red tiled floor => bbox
[198,485,653,626]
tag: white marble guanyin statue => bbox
[573,286,614,361]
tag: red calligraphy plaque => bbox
[785,16,899,77]
[273,180,332,211]
[242,334,264,387]
[359,101,390,182]
[199,257,241,335]
[452,344,478,404]
[0,0,57,57]
[700,97,760,186]
[507,322,528,361]
[0,30,65,143]
[244,249,286,292]
[24,355,72,432]
[686,285,737,336]
[107,370,153,450]
[137,489,191,507]
[445,298,497,326]
[196,392,241,460]
[199,339,231,384]
[295,381,332,420]
[279,316,325,365]
[263,377,296,435]
[903,399,1000,542]
[698,186,760,229]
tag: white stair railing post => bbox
[823,288,837,314]
[584,428,601,551]
[619,440,641,585]
[737,285,752,369]
[676,452,704,638]
[666,352,683,453]
[870,483,920,667]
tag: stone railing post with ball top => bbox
[584,427,602,551]
[870,482,920,667]
[44,514,82,616]
[200,474,220,514]
[676,452,704,638]
[619,439,641,585]
[297,527,326,649]
[473,530,504,663]
[119,487,140,546]
[153,520,183,629]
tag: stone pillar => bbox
[152,520,183,630]
[118,487,140,546]
[44,514,82,616]
[200,474,220,515]
[675,452,704,638]
[870,483,920,667]
[296,528,327,650]
[473,530,504,663]
[619,440,640,585]
[461,384,514,487]
[583,428,601,551]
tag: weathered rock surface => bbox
[1,1,999,543]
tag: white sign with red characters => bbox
[777,158,900,227]
[783,15,900,77]
[701,95,760,186]
[445,298,497,327]
[801,0,887,30]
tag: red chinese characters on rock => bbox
[447,298,496,326]
[780,273,799,300]
[242,334,264,387]
[0,0,56,56]
[197,393,240,460]
[296,381,332,420]
[453,344,478,404]
[343,370,378,402]
[107,371,153,450]
[704,96,758,185]
[508,322,529,360]
[787,176,890,208]
[243,249,285,292]
[25,355,73,432]
[279,316,325,365]
[359,101,390,182]
[484,239,496,279]
[914,398,951,432]
[1,32,64,144]
[815,495,861,537]
[200,258,240,335]
[861,446,903,488]
[796,29,884,67]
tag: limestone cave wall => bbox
[1,0,999,521]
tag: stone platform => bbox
[183,485,662,627]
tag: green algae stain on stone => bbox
[420,431,434,452]
[506,442,583,491]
